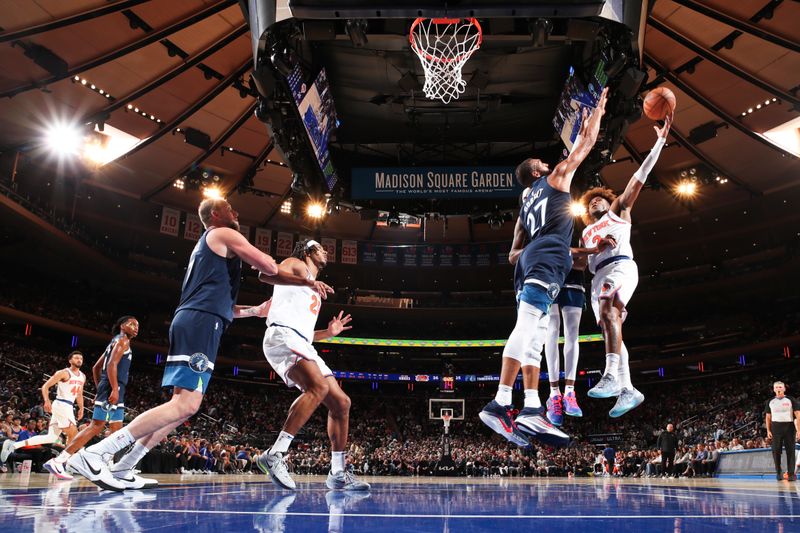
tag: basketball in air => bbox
[643,87,676,120]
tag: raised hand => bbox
[327,310,352,337]
[655,112,673,139]
[314,280,334,300]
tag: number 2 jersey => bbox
[515,176,574,292]
[266,266,321,342]
[580,210,633,274]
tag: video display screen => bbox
[552,61,608,152]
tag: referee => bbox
[765,381,800,481]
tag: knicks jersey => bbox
[176,229,242,323]
[517,176,574,286]
[56,369,85,403]
[267,268,321,342]
[581,210,633,274]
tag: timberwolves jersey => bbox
[176,229,242,323]
[562,268,585,292]
[96,334,133,405]
[517,176,574,287]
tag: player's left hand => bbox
[327,311,352,337]
[251,299,271,318]
[655,112,673,138]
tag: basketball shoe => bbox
[256,451,296,490]
[546,394,564,426]
[609,388,645,418]
[515,407,571,447]
[587,373,621,399]
[563,391,583,417]
[43,458,74,481]
[326,469,370,491]
[68,450,126,491]
[479,400,530,447]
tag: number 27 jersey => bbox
[517,176,574,287]
[266,271,322,342]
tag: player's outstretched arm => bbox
[233,299,271,319]
[314,310,352,341]
[612,112,672,217]
[548,87,609,193]
[211,227,279,276]
[508,217,527,265]
[40,370,67,413]
[258,257,334,299]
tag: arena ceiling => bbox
[0,0,798,253]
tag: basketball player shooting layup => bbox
[257,239,369,491]
[69,199,331,491]
[1,351,85,466]
[480,88,609,447]
[576,112,672,417]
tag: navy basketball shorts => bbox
[556,288,585,309]
[162,309,225,395]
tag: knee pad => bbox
[503,301,544,364]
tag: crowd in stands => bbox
[1,334,793,478]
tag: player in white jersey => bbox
[575,113,672,417]
[1,351,85,466]
[257,239,369,491]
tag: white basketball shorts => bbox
[590,259,639,324]
[263,326,333,390]
[51,400,77,429]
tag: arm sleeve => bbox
[633,136,666,184]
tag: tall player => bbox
[578,113,672,417]
[480,88,609,446]
[43,317,139,481]
[68,198,329,491]
[257,239,369,491]
[1,351,85,465]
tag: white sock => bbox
[550,387,561,398]
[55,450,72,464]
[87,428,134,456]
[524,389,541,409]
[270,431,295,455]
[604,353,620,376]
[495,384,513,406]
[543,304,561,384]
[618,343,633,389]
[110,442,150,473]
[331,451,346,474]
[564,385,575,395]
[562,307,582,381]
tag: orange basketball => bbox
[643,87,676,120]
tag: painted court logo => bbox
[189,353,210,374]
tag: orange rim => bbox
[409,17,483,64]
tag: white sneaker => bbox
[587,373,622,399]
[111,469,159,489]
[609,388,645,418]
[1,439,15,463]
[43,459,74,480]
[68,450,125,491]
[326,470,370,491]
[256,452,296,490]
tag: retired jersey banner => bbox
[455,244,473,267]
[402,246,418,267]
[474,244,492,267]
[420,245,436,267]
[254,228,272,253]
[341,240,357,264]
[439,245,455,267]
[382,246,399,266]
[360,242,379,264]
[495,241,510,265]
[351,167,522,198]
[239,224,250,241]
[184,214,202,241]
[321,237,337,263]
[159,206,180,236]
[276,232,294,257]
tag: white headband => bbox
[306,239,320,249]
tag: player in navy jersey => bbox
[480,88,608,447]
[43,317,140,481]
[70,198,332,491]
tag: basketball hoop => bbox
[442,413,452,434]
[409,17,483,104]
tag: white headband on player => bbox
[306,240,321,250]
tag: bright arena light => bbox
[44,122,84,156]
[280,199,292,215]
[570,201,587,217]
[202,186,224,200]
[306,201,325,219]
[676,180,697,197]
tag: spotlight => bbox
[306,201,325,219]
[44,121,84,156]
[202,186,224,200]
[173,178,185,190]
[280,199,292,215]
[570,202,587,217]
[675,180,697,197]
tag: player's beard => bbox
[227,220,240,231]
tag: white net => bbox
[409,18,482,104]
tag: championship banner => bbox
[239,224,251,241]
[474,244,491,267]
[254,228,272,253]
[495,242,510,266]
[276,232,294,257]
[341,240,358,265]
[321,237,337,263]
[382,246,399,266]
[360,242,379,264]
[439,245,454,267]
[351,167,522,198]
[420,245,436,267]
[455,245,472,267]
[402,246,418,267]
[184,214,202,241]
[159,206,180,236]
